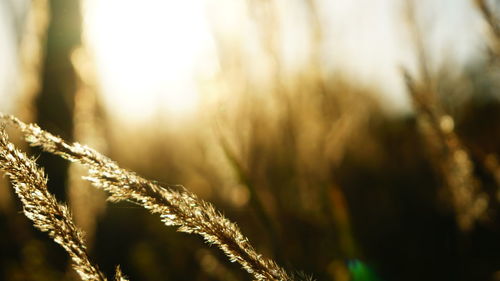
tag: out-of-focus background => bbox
[1,0,500,280]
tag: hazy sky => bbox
[317,0,487,113]
[0,0,493,117]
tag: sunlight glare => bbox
[84,0,215,122]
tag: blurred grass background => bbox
[1,0,500,280]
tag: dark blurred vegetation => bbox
[1,0,500,281]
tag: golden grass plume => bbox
[0,113,302,281]
[0,126,128,281]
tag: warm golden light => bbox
[84,0,215,122]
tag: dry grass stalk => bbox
[0,0,50,214]
[403,1,489,231]
[0,128,110,281]
[404,73,489,231]
[0,113,296,281]
[114,266,127,281]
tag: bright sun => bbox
[84,0,215,122]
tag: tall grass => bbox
[0,0,49,214]
[402,6,486,231]
[2,0,500,280]
[0,126,125,281]
[0,113,304,280]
